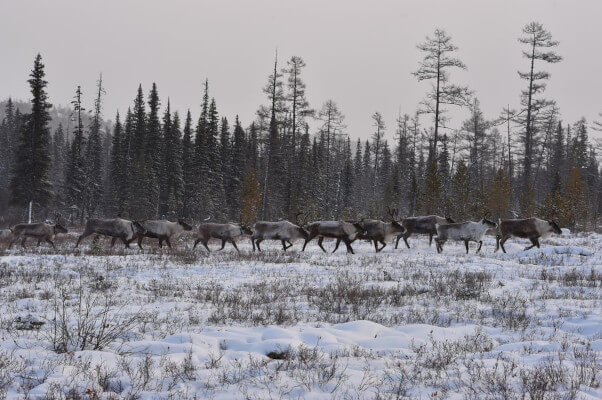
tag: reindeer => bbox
[395,215,455,249]
[194,223,253,252]
[76,217,146,248]
[359,207,406,252]
[134,219,193,249]
[9,222,68,249]
[435,218,498,254]
[302,220,366,254]
[251,213,308,251]
[496,218,562,253]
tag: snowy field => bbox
[0,231,600,399]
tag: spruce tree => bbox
[10,54,54,213]
[230,116,246,217]
[108,111,125,214]
[194,80,210,218]
[181,110,195,219]
[158,101,173,217]
[64,86,87,222]
[85,74,105,217]
[128,85,148,218]
[163,109,184,216]
[144,83,162,217]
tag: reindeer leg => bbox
[281,240,288,251]
[524,237,539,251]
[429,233,433,247]
[110,237,118,248]
[332,238,341,253]
[495,235,500,252]
[138,235,145,249]
[477,240,483,253]
[344,239,354,254]
[75,230,93,248]
[373,240,379,252]
[220,239,226,250]
[395,235,401,249]
[302,234,316,252]
[317,237,327,253]
[251,237,256,251]
[193,238,201,250]
[230,239,240,253]
[8,235,19,249]
[37,238,42,247]
[46,237,56,249]
[166,238,172,249]
[403,233,411,249]
[21,237,27,248]
[122,237,131,249]
[378,241,386,252]
[202,240,211,252]
[255,239,263,252]
[500,235,509,253]
[464,240,469,254]
[158,238,163,248]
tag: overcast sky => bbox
[2,0,601,140]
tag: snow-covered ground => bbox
[0,231,600,399]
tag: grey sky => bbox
[1,0,601,140]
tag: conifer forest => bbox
[0,23,601,231]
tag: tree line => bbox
[1,23,601,230]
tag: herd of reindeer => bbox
[3,207,563,255]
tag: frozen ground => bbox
[0,231,600,399]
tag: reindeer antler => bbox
[387,206,399,222]
[294,212,305,226]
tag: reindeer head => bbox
[386,207,405,232]
[53,224,68,234]
[549,220,562,235]
[240,224,254,235]
[133,221,147,235]
[480,218,497,228]
[178,219,193,231]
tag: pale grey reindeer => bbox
[302,220,366,254]
[435,218,498,254]
[76,217,146,248]
[251,214,308,251]
[194,222,253,252]
[133,219,193,249]
[496,218,562,253]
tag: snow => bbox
[0,232,600,398]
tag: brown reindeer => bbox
[302,220,366,254]
[496,218,562,253]
[359,207,406,252]
[395,215,455,249]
